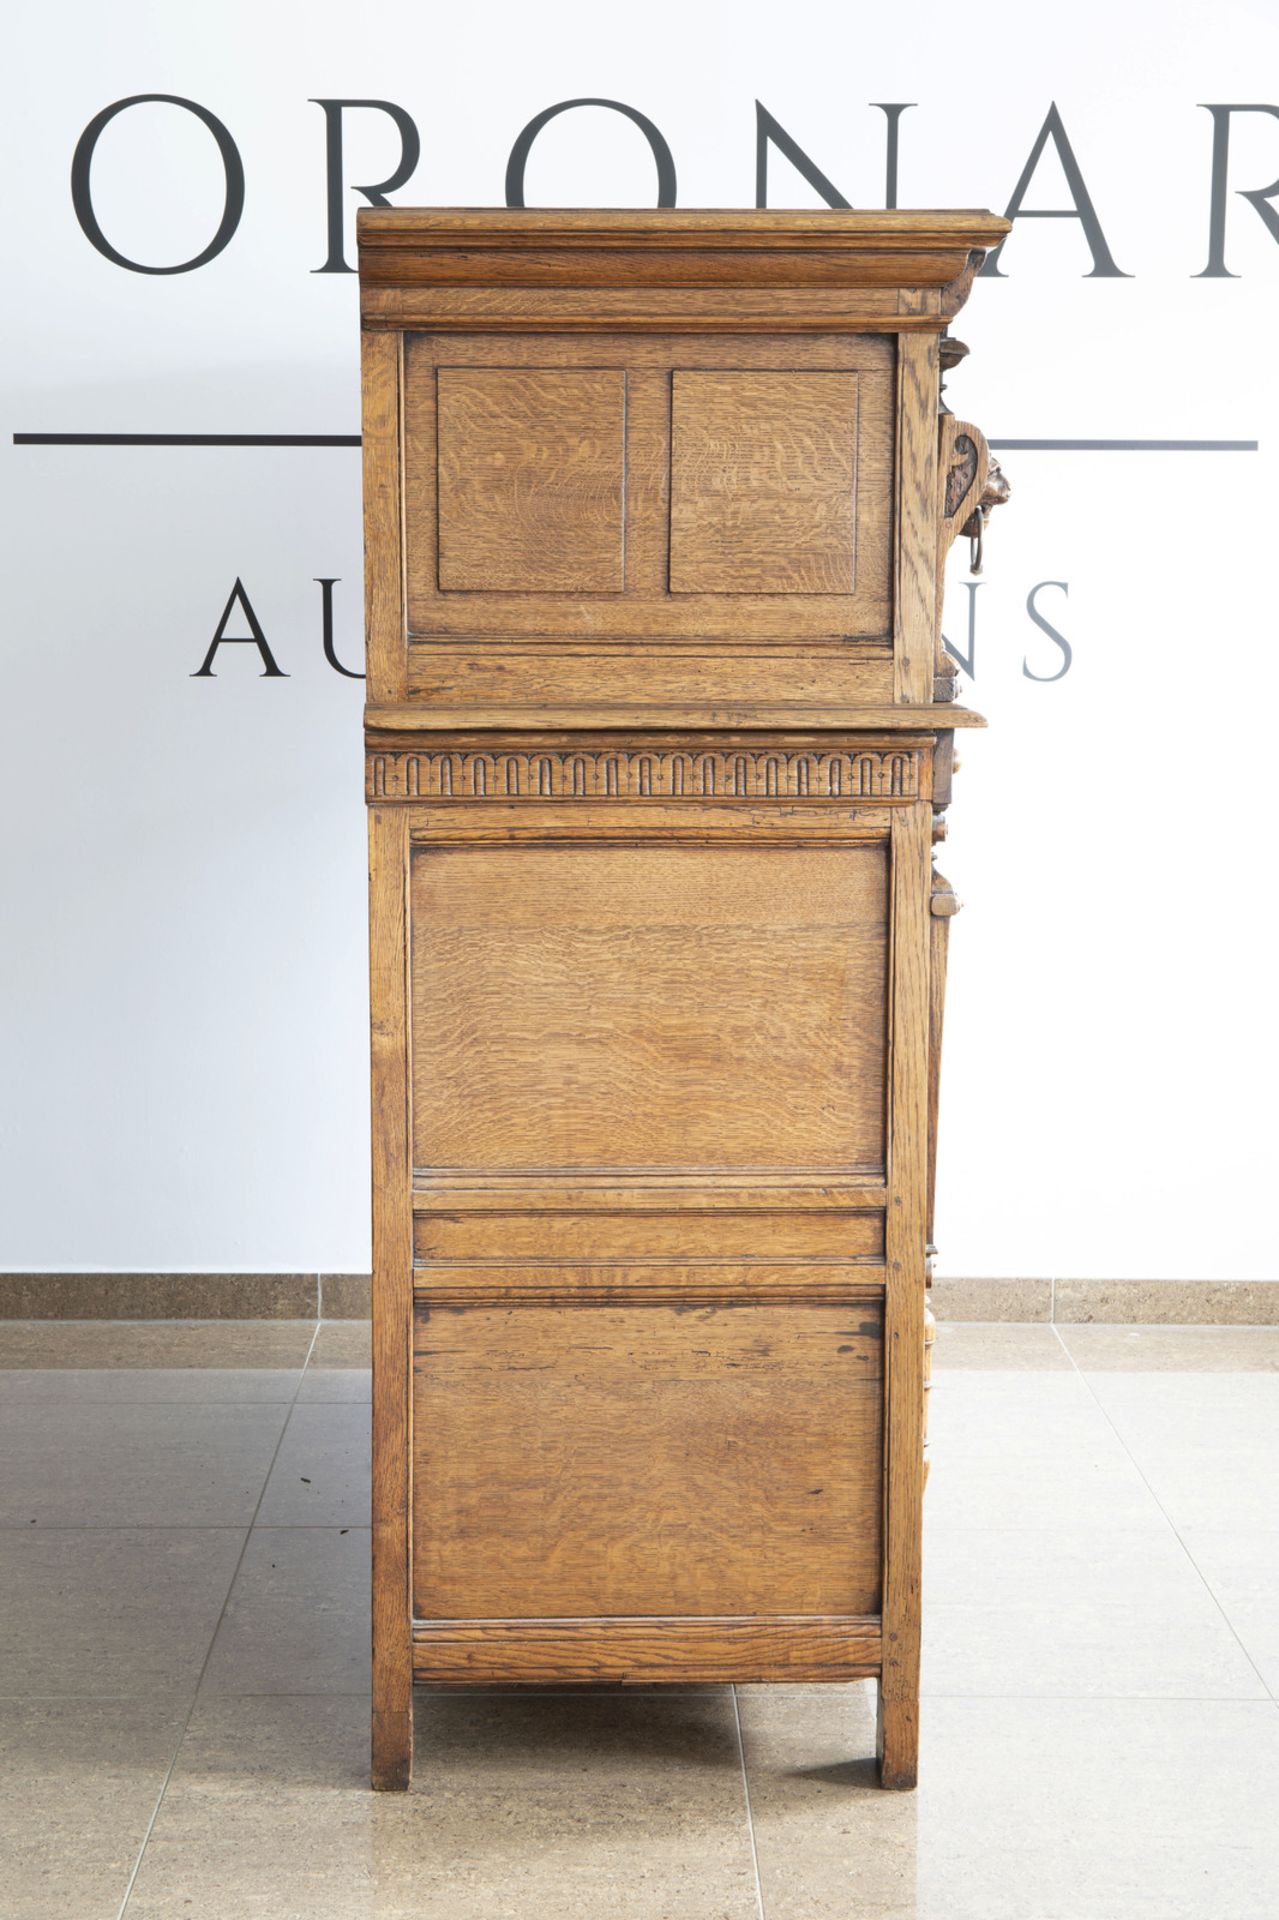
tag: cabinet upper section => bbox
[358,211,1007,722]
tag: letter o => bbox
[505,98,677,208]
[71,94,245,274]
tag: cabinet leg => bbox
[372,1692,413,1792]
[876,1682,918,1791]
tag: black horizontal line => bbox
[11,432,362,447]
[988,438,1257,452]
[10,432,1259,452]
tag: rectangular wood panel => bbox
[409,842,888,1173]
[411,1303,884,1619]
[669,371,860,594]
[413,1208,885,1262]
[412,1616,882,1685]
[401,332,895,651]
[436,367,626,592]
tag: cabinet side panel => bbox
[369,807,413,1785]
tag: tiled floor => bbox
[1,1318,1276,1918]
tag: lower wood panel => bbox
[412,1301,883,1621]
[412,1614,882,1684]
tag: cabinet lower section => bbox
[367,761,937,1794]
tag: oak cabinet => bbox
[358,207,1008,1791]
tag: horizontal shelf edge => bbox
[365,703,984,733]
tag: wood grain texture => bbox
[409,842,889,1174]
[365,703,983,733]
[894,334,940,705]
[357,208,1011,332]
[927,854,958,1251]
[436,367,626,593]
[403,644,896,710]
[878,803,933,1790]
[412,1303,883,1619]
[412,1616,882,1685]
[360,331,405,703]
[358,206,1009,246]
[362,284,958,333]
[411,1175,889,1209]
[368,806,413,1790]
[669,372,862,595]
[413,1208,885,1262]
[402,332,893,659]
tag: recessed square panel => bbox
[669,370,860,594]
[436,367,626,592]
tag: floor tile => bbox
[740,1688,1279,1918]
[200,1527,371,1695]
[0,1319,316,1369]
[295,1367,371,1403]
[1179,1529,1279,1695]
[0,1696,186,1920]
[0,1528,243,1697]
[309,1322,372,1368]
[1060,1324,1279,1371]
[931,1322,1070,1371]
[1082,1374,1279,1531]
[0,1367,301,1404]
[0,1401,289,1527]
[922,1525,1267,1698]
[126,1690,760,1919]
[257,1403,371,1526]
[925,1374,1165,1530]
[298,1321,371,1401]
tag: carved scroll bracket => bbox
[934,407,1011,698]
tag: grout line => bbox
[731,1685,767,1920]
[1049,1324,1276,1705]
[316,1273,323,1319]
[1050,1275,1056,1322]
[114,1319,322,1919]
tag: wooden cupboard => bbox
[357,207,1009,1791]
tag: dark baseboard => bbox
[0,1273,371,1320]
[0,1272,1275,1324]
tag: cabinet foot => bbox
[372,1700,413,1792]
[876,1683,919,1791]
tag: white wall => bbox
[2,0,1276,1277]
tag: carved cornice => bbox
[358,209,1010,331]
[366,744,921,803]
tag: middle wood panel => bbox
[408,841,889,1177]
